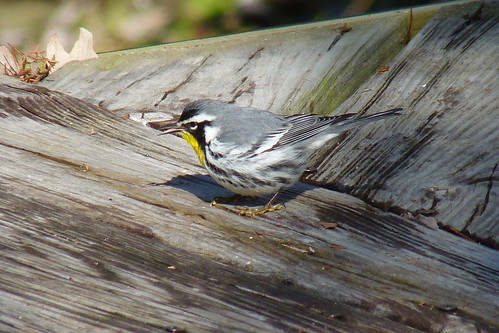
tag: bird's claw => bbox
[237,204,284,216]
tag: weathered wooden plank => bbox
[40,1,470,117]
[1,76,498,332]
[307,0,499,245]
[1,1,498,331]
[42,4,412,114]
[38,0,498,246]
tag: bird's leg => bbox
[264,190,283,209]
[238,190,284,216]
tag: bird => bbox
[150,99,402,215]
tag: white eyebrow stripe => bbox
[178,114,216,124]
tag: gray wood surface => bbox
[41,1,498,246]
[1,76,498,332]
[308,0,499,246]
[42,2,411,115]
[1,1,498,332]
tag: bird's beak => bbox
[159,125,184,136]
[147,120,184,136]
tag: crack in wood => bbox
[445,2,495,51]
[361,60,407,113]
[230,76,248,94]
[327,33,342,52]
[464,162,498,232]
[235,47,264,73]
[153,54,213,107]
[405,8,414,44]
[1,83,111,129]
[408,60,451,109]
[349,129,435,206]
[10,98,53,123]
[117,66,165,96]
[0,141,86,169]
[327,24,351,51]
[449,1,485,38]
[228,76,256,103]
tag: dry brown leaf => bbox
[47,27,98,73]
[70,28,98,60]
[46,34,71,72]
[0,44,19,75]
[0,44,55,83]
[0,27,96,81]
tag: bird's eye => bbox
[187,123,198,131]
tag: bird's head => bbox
[154,100,224,166]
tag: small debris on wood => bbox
[416,214,439,229]
[337,24,353,34]
[415,208,438,216]
[0,44,55,83]
[244,260,254,272]
[319,222,338,229]
[328,313,344,320]
[327,24,352,51]
[436,304,458,312]
[1,28,97,82]
[131,111,174,126]
[302,166,318,179]
[377,66,390,73]
[165,326,189,333]
[330,244,346,249]
[438,224,476,242]
[281,242,310,254]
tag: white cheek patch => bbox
[178,113,216,125]
[204,125,220,144]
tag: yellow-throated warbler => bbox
[152,99,402,215]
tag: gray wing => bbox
[217,108,401,154]
[214,108,290,154]
[234,113,350,156]
[276,113,357,147]
[276,108,402,148]
[232,113,359,156]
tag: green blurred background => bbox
[1,0,443,53]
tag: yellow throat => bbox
[180,132,205,167]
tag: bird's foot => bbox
[237,203,284,216]
[211,190,284,216]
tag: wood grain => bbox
[308,0,499,245]
[1,1,498,332]
[1,74,497,333]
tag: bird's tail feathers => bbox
[336,108,403,130]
